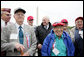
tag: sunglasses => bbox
[5,14,11,16]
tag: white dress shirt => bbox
[44,24,49,30]
[1,19,11,28]
[1,19,6,28]
[15,23,24,34]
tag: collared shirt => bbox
[1,19,11,27]
[75,27,83,40]
[15,23,24,34]
[51,33,67,56]
[1,19,7,28]
[44,24,49,30]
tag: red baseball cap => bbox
[53,22,65,27]
[75,17,83,22]
[1,8,11,13]
[61,19,68,23]
[27,16,34,21]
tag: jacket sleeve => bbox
[35,26,40,44]
[1,27,16,52]
[70,28,75,43]
[41,34,51,56]
[27,28,37,56]
[67,34,75,56]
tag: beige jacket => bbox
[70,27,76,43]
[1,23,37,56]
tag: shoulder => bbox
[4,23,15,30]
[45,33,53,41]
[63,31,71,39]
[24,24,32,29]
[37,25,42,28]
[70,27,75,32]
[24,24,35,32]
[36,25,42,30]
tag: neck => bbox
[77,27,83,30]
[58,36,61,39]
[17,22,23,26]
[30,24,33,26]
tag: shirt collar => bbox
[54,33,63,39]
[1,19,5,27]
[44,24,49,29]
[75,27,83,31]
[15,23,24,29]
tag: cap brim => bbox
[53,23,65,27]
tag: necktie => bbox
[19,26,24,44]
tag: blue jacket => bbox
[41,29,75,56]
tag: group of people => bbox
[1,8,83,56]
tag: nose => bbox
[58,28,61,30]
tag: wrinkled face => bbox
[53,26,63,37]
[42,17,49,26]
[14,12,25,25]
[75,19,83,29]
[27,20,33,26]
[1,12,11,22]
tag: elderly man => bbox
[1,8,12,29]
[41,22,75,56]
[1,8,37,56]
[27,16,37,31]
[27,16,34,26]
[35,16,53,56]
[61,19,70,34]
[1,8,12,56]
[70,17,83,56]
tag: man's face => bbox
[27,20,33,26]
[42,18,49,26]
[63,22,68,30]
[14,12,25,24]
[53,26,63,37]
[76,19,83,29]
[1,12,11,22]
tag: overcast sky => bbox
[1,1,83,26]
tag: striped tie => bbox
[19,26,24,44]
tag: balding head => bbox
[42,16,50,26]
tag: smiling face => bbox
[75,19,83,30]
[53,26,63,37]
[42,17,50,26]
[14,11,25,25]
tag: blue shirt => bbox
[51,33,67,56]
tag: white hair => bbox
[42,16,50,22]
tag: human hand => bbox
[38,44,42,49]
[15,43,25,52]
